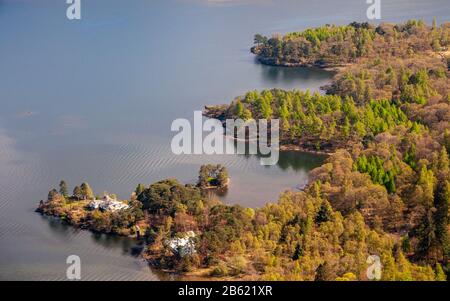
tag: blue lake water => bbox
[0,0,448,280]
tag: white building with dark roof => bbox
[88,195,129,212]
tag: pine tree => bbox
[404,144,417,170]
[80,182,94,200]
[314,262,335,281]
[415,209,439,263]
[235,100,244,118]
[59,180,68,197]
[316,200,333,224]
[437,147,449,181]
[73,186,82,200]
[292,242,304,261]
[443,129,450,154]
[433,180,449,261]
[342,116,351,137]
[435,263,446,281]
[395,251,413,280]
[48,189,59,201]
[242,108,253,121]
[416,165,435,208]
[386,176,396,194]
[354,120,366,137]
[217,166,229,188]
[135,183,146,197]
[381,253,396,280]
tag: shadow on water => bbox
[276,151,327,171]
[90,233,146,257]
[240,149,327,172]
[209,150,327,201]
[255,58,335,86]
[41,214,145,257]
[41,215,75,239]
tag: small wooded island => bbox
[39,20,449,280]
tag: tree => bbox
[48,189,59,201]
[433,180,449,261]
[386,176,396,194]
[435,263,446,281]
[254,34,267,45]
[292,242,304,260]
[415,209,439,263]
[73,186,82,201]
[135,183,146,197]
[354,120,366,137]
[342,116,351,137]
[335,272,357,281]
[315,200,333,224]
[59,180,68,197]
[436,147,449,181]
[395,251,413,280]
[444,129,450,154]
[404,144,417,170]
[235,100,244,118]
[381,253,397,280]
[416,166,436,208]
[242,108,253,120]
[198,165,229,189]
[137,179,203,216]
[216,166,229,188]
[314,262,336,281]
[80,182,94,200]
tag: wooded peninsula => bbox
[39,20,449,281]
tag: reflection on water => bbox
[258,62,335,87]
[42,214,146,257]
[212,150,326,204]
[90,233,142,257]
[277,151,327,171]
[43,215,74,239]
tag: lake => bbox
[0,0,448,280]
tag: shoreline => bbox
[279,144,334,156]
[256,58,348,73]
[200,177,231,190]
[220,133,334,156]
[251,47,350,73]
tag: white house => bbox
[87,199,103,210]
[87,195,130,212]
[166,231,197,257]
